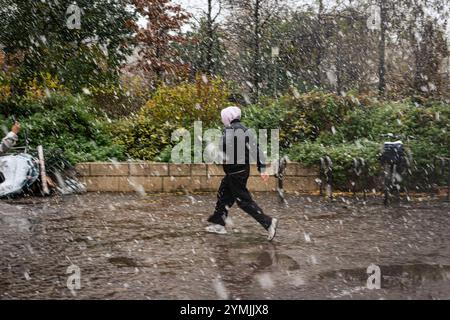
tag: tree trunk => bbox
[315,0,324,87]
[378,0,387,95]
[206,0,214,75]
[252,0,261,102]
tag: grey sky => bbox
[172,0,449,38]
[173,0,316,18]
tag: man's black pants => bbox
[207,171,272,230]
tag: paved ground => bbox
[1,192,449,299]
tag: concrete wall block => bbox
[129,162,168,176]
[83,176,120,192]
[90,162,129,176]
[75,163,90,176]
[200,176,223,192]
[191,164,207,176]
[247,176,277,192]
[119,176,163,193]
[207,164,224,176]
[285,163,317,177]
[297,166,319,177]
[285,162,299,176]
[169,164,191,176]
[163,176,204,192]
[284,176,319,192]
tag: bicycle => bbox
[351,157,368,201]
[379,134,412,206]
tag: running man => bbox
[206,106,278,240]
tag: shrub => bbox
[140,75,230,127]
[90,74,152,118]
[0,74,11,102]
[109,116,175,160]
[279,90,366,140]
[0,72,68,118]
[243,90,368,149]
[243,97,309,149]
[288,99,449,190]
[113,75,231,160]
[288,140,381,189]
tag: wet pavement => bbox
[1,192,449,299]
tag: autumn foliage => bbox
[130,0,191,87]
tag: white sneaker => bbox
[267,218,278,241]
[205,224,227,235]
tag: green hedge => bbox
[243,90,367,148]
[111,76,231,160]
[1,93,125,163]
[2,82,447,194]
[288,99,449,190]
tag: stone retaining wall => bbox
[75,162,318,193]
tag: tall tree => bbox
[0,0,136,92]
[180,0,225,77]
[225,0,284,102]
[131,0,191,87]
[403,0,449,96]
[315,0,325,87]
[204,0,223,75]
[377,0,388,95]
[181,17,226,78]
[372,0,449,96]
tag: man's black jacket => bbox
[221,119,266,175]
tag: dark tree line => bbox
[1,0,448,101]
[183,0,449,101]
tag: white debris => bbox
[127,178,146,197]
[225,216,234,227]
[82,88,91,95]
[256,273,275,289]
[304,232,311,242]
[212,277,229,299]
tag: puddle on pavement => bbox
[319,263,450,290]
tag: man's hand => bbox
[261,171,270,182]
[11,121,20,135]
